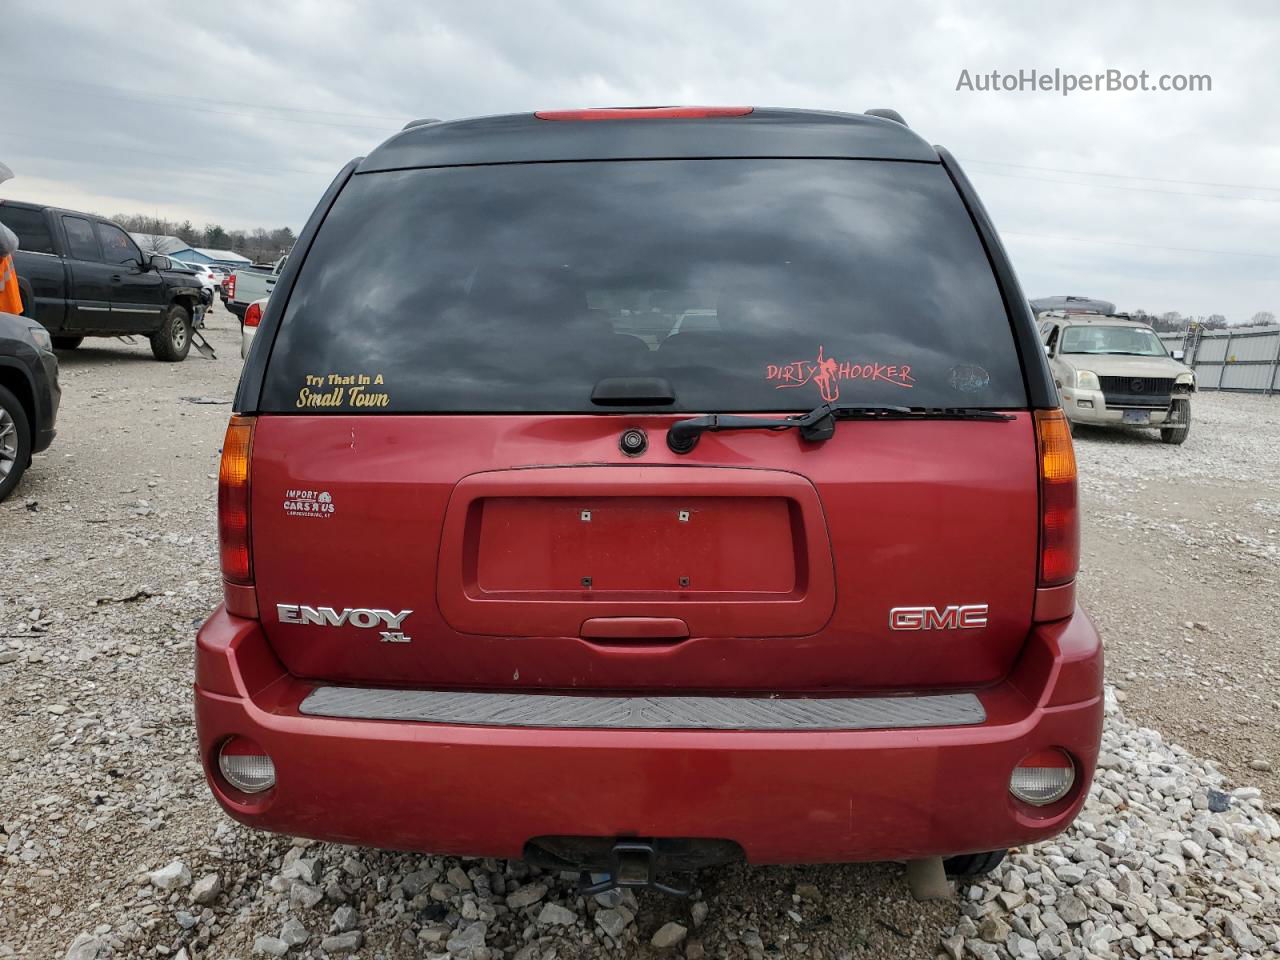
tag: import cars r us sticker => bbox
[283,489,335,518]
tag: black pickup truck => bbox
[0,201,206,361]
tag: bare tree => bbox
[1250,310,1276,326]
[101,210,297,261]
[132,232,169,256]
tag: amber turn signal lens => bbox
[1035,409,1079,587]
[217,416,254,587]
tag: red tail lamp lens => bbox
[217,416,254,589]
[1035,409,1079,587]
[535,106,753,121]
[243,301,262,328]
[218,736,275,794]
[1010,748,1076,806]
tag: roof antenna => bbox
[402,118,442,130]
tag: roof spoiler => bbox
[865,108,907,126]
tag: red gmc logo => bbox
[889,604,989,631]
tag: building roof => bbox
[195,247,252,263]
[359,107,938,173]
[130,233,194,256]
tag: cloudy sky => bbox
[3,1,1276,322]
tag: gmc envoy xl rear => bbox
[196,106,1102,896]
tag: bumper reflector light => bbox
[218,737,275,794]
[1009,748,1075,805]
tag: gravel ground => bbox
[1,307,1277,959]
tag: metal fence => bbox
[1158,326,1280,395]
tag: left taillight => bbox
[243,301,262,328]
[217,415,256,616]
[1035,409,1079,587]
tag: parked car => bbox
[175,260,223,295]
[197,106,1100,898]
[240,296,267,358]
[1038,312,1195,444]
[0,201,207,361]
[206,264,233,288]
[224,256,286,320]
[0,309,60,502]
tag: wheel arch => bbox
[16,278,35,319]
[0,359,37,435]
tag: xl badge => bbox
[889,604,988,631]
[277,604,413,643]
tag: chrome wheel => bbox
[170,312,190,351]
[0,405,16,481]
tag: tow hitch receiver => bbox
[524,836,743,898]
[578,841,692,898]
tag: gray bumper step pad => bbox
[299,686,985,731]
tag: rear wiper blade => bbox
[666,403,1015,453]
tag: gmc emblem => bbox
[889,604,989,631]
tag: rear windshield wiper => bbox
[667,403,1015,453]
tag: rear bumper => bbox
[194,605,1103,864]
[33,349,60,453]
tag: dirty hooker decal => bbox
[765,346,914,403]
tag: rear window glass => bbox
[262,159,1026,413]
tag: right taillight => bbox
[243,301,262,328]
[1035,409,1079,587]
[217,416,256,616]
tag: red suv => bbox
[197,106,1101,894]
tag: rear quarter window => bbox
[261,159,1026,413]
[0,206,55,255]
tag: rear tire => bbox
[150,304,192,362]
[943,849,1007,879]
[0,383,33,503]
[51,335,83,350]
[1160,398,1190,445]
